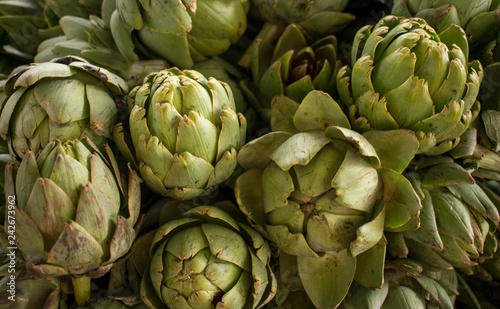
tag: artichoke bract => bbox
[102,0,248,69]
[141,206,277,309]
[4,138,141,305]
[0,56,127,161]
[337,15,484,155]
[113,67,246,200]
[236,90,421,308]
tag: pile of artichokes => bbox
[1,1,500,308]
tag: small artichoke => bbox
[337,15,483,155]
[140,206,277,309]
[0,56,127,161]
[103,0,248,69]
[4,138,141,304]
[243,24,341,122]
[113,68,246,200]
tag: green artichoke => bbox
[396,159,500,272]
[102,0,248,69]
[34,15,168,88]
[236,90,421,308]
[113,67,246,200]
[0,56,127,161]
[242,24,341,122]
[4,138,141,305]
[140,205,277,309]
[337,15,483,155]
[251,0,355,36]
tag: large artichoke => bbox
[4,138,141,305]
[139,205,277,309]
[0,56,127,161]
[114,67,246,200]
[337,15,483,155]
[235,90,421,308]
[102,0,248,69]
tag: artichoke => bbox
[337,15,483,155]
[113,67,246,200]
[0,56,127,161]
[139,205,277,309]
[4,138,141,305]
[397,159,500,272]
[235,90,421,308]
[102,0,248,69]
[243,24,341,122]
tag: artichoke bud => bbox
[0,57,127,162]
[248,24,341,122]
[115,68,246,200]
[7,137,140,278]
[143,205,277,309]
[341,15,483,155]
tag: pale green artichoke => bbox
[236,90,421,308]
[140,206,277,309]
[4,138,141,305]
[114,67,246,200]
[337,15,483,155]
[0,56,127,161]
[397,159,500,272]
[102,0,248,69]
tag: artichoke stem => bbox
[239,22,286,68]
[72,276,91,305]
